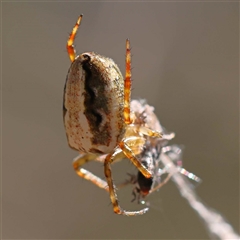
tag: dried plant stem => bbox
[160,153,240,240]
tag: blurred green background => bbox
[2,1,239,239]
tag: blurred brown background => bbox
[2,1,239,239]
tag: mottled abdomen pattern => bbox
[63,52,126,154]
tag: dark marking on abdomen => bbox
[82,56,111,146]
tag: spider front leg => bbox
[130,124,163,138]
[124,39,132,125]
[123,39,162,140]
[123,39,157,135]
[104,147,149,216]
[119,139,152,178]
[67,14,83,62]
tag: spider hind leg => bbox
[73,153,109,191]
[104,147,149,216]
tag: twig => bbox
[160,152,240,240]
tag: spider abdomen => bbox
[63,52,126,154]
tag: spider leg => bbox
[124,39,132,125]
[119,139,152,178]
[104,149,149,216]
[73,148,124,192]
[73,153,109,191]
[130,124,163,138]
[149,173,172,195]
[67,15,83,62]
[95,149,124,164]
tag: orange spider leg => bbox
[104,148,149,216]
[124,39,132,124]
[67,14,83,62]
[73,153,109,191]
[119,140,152,179]
[72,148,124,192]
[130,125,163,138]
[121,135,146,155]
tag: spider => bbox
[63,15,163,216]
[117,100,201,204]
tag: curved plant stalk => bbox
[160,152,240,240]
